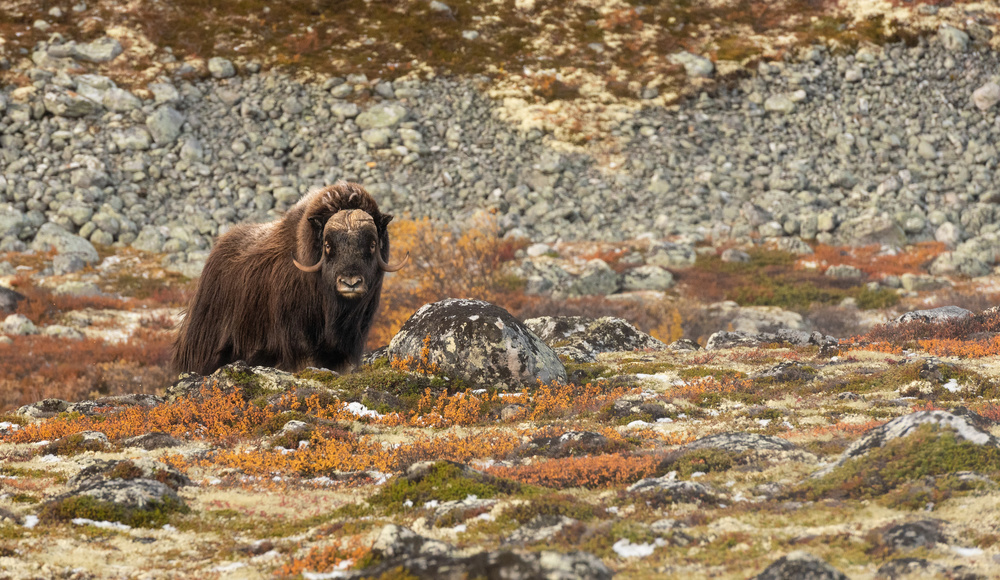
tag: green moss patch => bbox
[40,495,190,528]
[792,424,1000,504]
[369,462,520,511]
[657,448,748,478]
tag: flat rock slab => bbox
[706,329,837,350]
[681,432,800,453]
[387,299,566,388]
[893,306,973,324]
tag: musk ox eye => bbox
[369,240,377,254]
[324,242,332,254]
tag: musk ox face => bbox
[322,210,381,299]
[292,208,408,299]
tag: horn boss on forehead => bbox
[172,182,409,377]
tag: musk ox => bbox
[172,182,408,376]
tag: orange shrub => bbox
[0,331,174,413]
[277,536,370,577]
[803,242,946,278]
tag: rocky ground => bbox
[4,0,1000,578]
[1,299,1000,579]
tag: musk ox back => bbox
[172,182,407,376]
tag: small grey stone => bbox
[764,94,795,114]
[356,102,408,130]
[668,51,714,78]
[42,325,84,340]
[54,281,101,297]
[938,25,970,52]
[111,127,152,151]
[720,248,750,263]
[52,254,85,274]
[428,1,452,13]
[207,57,236,78]
[972,82,1000,111]
[330,102,359,119]
[148,82,180,104]
[2,314,38,336]
[72,37,123,63]
[102,88,141,112]
[146,106,185,144]
[43,90,101,117]
[621,265,674,291]
[362,127,393,148]
[132,226,166,253]
[824,264,864,279]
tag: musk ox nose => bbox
[338,276,363,290]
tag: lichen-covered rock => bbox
[706,329,837,351]
[2,313,38,336]
[74,478,183,510]
[524,315,665,363]
[387,299,566,388]
[505,515,577,545]
[357,524,612,580]
[879,520,946,551]
[65,394,165,416]
[166,361,307,402]
[893,306,973,324]
[627,477,721,504]
[753,551,849,580]
[16,398,69,418]
[70,458,192,491]
[816,410,999,476]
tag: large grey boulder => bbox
[30,222,99,264]
[525,315,665,363]
[386,299,566,388]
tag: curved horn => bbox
[292,251,324,273]
[378,249,409,272]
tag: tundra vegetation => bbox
[2,219,1000,578]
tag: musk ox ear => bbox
[379,213,394,230]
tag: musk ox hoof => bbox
[385,299,566,389]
